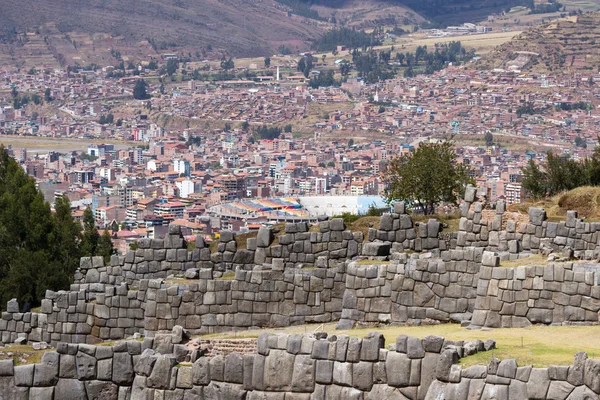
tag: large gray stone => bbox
[386,351,411,387]
[134,349,157,377]
[29,387,54,400]
[362,243,390,257]
[256,228,274,248]
[527,368,551,399]
[291,355,315,392]
[54,379,86,399]
[76,351,97,380]
[203,382,246,399]
[529,208,547,226]
[6,299,19,313]
[353,361,373,391]
[546,381,575,400]
[14,364,34,386]
[263,350,294,391]
[147,354,175,389]
[33,353,59,386]
[497,359,517,379]
[192,357,210,386]
[0,359,13,377]
[112,352,134,385]
[224,353,244,384]
[85,380,118,400]
[584,358,600,394]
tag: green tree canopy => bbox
[485,132,494,147]
[521,145,600,199]
[384,140,474,215]
[0,147,113,308]
[133,79,150,100]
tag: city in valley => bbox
[4,3,600,399]
[2,28,599,253]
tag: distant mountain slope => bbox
[476,14,600,73]
[283,0,526,27]
[0,0,324,58]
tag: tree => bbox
[220,57,234,71]
[339,61,351,76]
[0,147,83,307]
[80,207,99,257]
[348,138,354,147]
[575,136,587,148]
[384,140,474,215]
[485,132,494,147]
[521,159,547,199]
[241,121,250,132]
[133,79,150,100]
[264,57,271,68]
[166,59,179,76]
[44,88,53,102]
[96,230,114,264]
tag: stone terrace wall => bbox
[457,196,600,261]
[0,331,498,400]
[429,351,597,400]
[338,248,483,329]
[471,253,600,328]
[1,331,598,400]
[0,289,96,346]
[0,262,347,344]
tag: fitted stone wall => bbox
[338,248,483,329]
[0,289,96,346]
[428,351,599,400]
[471,253,600,328]
[2,330,598,400]
[0,331,499,400]
[456,193,600,261]
[6,190,600,345]
[0,261,347,345]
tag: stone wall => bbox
[337,248,483,329]
[0,331,497,400]
[2,330,598,400]
[471,253,600,328]
[0,261,347,345]
[0,289,95,346]
[428,351,597,400]
[6,190,600,344]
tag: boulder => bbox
[256,228,274,248]
[362,243,390,257]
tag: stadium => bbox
[207,196,388,222]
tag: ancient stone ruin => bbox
[1,187,600,398]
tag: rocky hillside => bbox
[0,0,325,65]
[477,13,600,73]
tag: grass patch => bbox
[164,278,197,285]
[345,216,380,238]
[508,187,600,221]
[355,260,391,265]
[200,323,600,367]
[411,212,461,233]
[499,253,548,268]
[0,344,46,365]
[216,272,236,281]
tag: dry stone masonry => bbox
[2,188,600,397]
[0,329,598,400]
